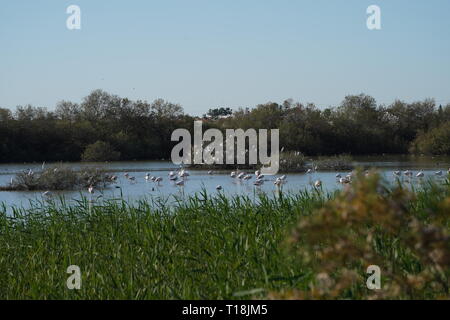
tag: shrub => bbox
[312,154,353,171]
[1,165,113,191]
[81,141,121,162]
[410,122,450,155]
[270,171,450,299]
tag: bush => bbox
[410,122,450,155]
[1,165,113,191]
[81,141,121,162]
[270,171,450,299]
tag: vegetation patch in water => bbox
[0,165,114,191]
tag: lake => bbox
[1,155,449,209]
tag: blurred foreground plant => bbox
[270,171,449,299]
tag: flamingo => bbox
[43,191,52,197]
[254,180,264,186]
[176,180,185,187]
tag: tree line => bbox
[0,90,449,163]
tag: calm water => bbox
[1,156,449,209]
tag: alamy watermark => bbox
[66,265,82,290]
[367,5,381,30]
[366,265,381,290]
[171,121,280,175]
[66,5,81,30]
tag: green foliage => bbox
[1,92,450,163]
[81,141,121,162]
[410,122,450,155]
[0,191,325,299]
[204,107,233,120]
[271,172,450,300]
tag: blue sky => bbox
[1,0,450,115]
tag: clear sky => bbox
[1,0,450,115]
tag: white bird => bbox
[336,173,342,178]
[274,178,283,186]
[393,171,401,177]
[257,174,265,180]
[145,174,150,181]
[416,171,424,178]
[314,180,322,188]
[255,170,261,177]
[216,185,223,191]
[237,172,246,180]
[176,180,185,187]
[254,180,264,186]
[243,174,252,180]
[88,185,94,194]
[435,171,442,176]
[306,169,312,174]
[169,175,178,181]
[124,173,129,178]
[43,191,52,197]
[155,177,163,185]
[339,177,350,184]
[279,175,287,181]
[230,171,237,178]
[208,170,213,175]
[404,170,413,177]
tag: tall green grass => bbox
[0,177,448,300]
[0,190,326,299]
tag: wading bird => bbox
[43,191,52,197]
[176,180,185,187]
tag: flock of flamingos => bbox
[56,166,450,198]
